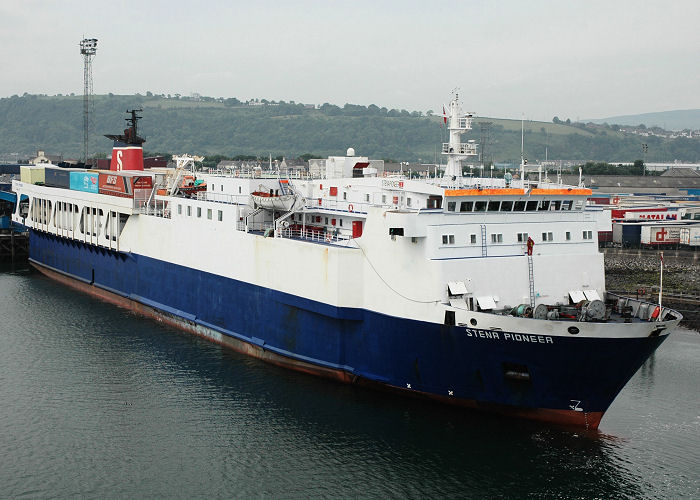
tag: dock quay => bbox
[0,230,28,263]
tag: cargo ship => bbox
[11,99,682,429]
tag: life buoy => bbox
[651,306,660,320]
[348,204,354,212]
[637,288,646,296]
[325,233,332,243]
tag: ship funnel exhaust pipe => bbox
[105,109,145,171]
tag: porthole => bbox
[470,318,477,326]
[568,326,580,335]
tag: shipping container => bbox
[612,222,642,247]
[98,172,153,201]
[640,223,684,246]
[610,206,671,220]
[70,171,99,193]
[44,166,84,189]
[597,231,613,246]
[680,226,700,247]
[144,156,168,169]
[20,165,46,184]
[88,158,111,170]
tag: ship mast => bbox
[441,92,477,186]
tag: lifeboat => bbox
[250,188,295,211]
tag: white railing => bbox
[236,221,355,246]
[197,191,248,205]
[307,199,377,213]
[458,117,473,129]
[212,168,315,180]
[279,227,354,245]
[442,142,478,155]
[139,198,171,218]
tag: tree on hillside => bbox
[298,153,321,161]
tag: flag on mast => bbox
[442,106,447,125]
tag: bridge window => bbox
[500,201,513,211]
[526,200,538,211]
[488,201,500,211]
[447,201,456,211]
[460,201,473,212]
[475,201,487,212]
[562,200,573,210]
[551,200,562,210]
[514,201,526,211]
[539,200,550,211]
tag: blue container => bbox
[45,166,72,189]
[621,223,642,247]
[70,171,99,193]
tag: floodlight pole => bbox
[80,38,98,163]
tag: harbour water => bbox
[1,265,698,498]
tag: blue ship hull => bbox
[29,230,668,428]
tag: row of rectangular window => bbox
[441,230,593,245]
[210,184,244,194]
[177,204,223,221]
[446,199,580,213]
[292,213,344,227]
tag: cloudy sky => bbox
[1,0,698,121]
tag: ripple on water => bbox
[0,270,698,498]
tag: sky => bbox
[1,0,699,122]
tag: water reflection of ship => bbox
[640,352,656,381]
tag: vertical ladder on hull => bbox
[480,224,487,257]
[527,254,535,307]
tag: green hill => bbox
[2,93,700,163]
[588,109,700,131]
